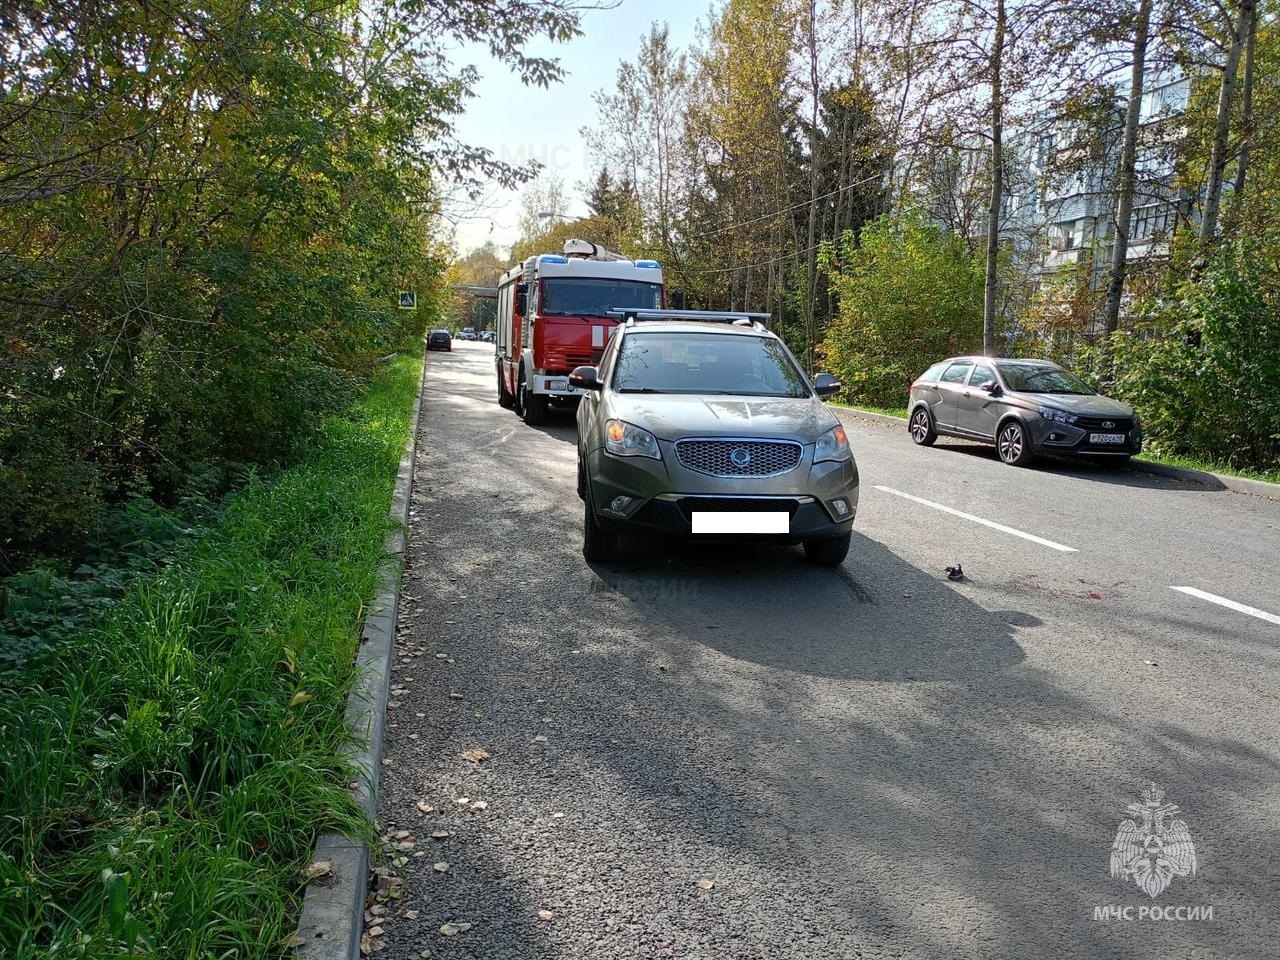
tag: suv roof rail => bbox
[608,308,772,331]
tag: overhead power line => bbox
[694,172,884,238]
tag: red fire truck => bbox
[495,239,664,424]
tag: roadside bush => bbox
[1083,232,1280,472]
[817,209,986,408]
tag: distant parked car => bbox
[907,356,1142,466]
[428,329,452,352]
[481,330,496,343]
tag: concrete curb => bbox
[832,405,909,431]
[832,404,1280,501]
[295,347,426,960]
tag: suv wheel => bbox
[909,407,937,446]
[996,419,1034,466]
[803,533,850,566]
[582,491,617,562]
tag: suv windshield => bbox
[997,362,1096,395]
[541,278,663,317]
[613,331,810,398]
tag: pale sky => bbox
[443,0,705,256]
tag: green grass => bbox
[834,402,909,420]
[0,353,421,959]
[1134,452,1280,485]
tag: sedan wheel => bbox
[909,407,937,446]
[997,420,1034,466]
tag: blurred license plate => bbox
[691,512,789,534]
[1089,433,1125,444]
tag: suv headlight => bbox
[814,425,851,463]
[1038,406,1078,425]
[605,419,661,459]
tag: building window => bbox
[1131,204,1172,243]
[1050,224,1075,251]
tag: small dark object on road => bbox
[946,564,965,581]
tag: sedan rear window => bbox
[613,332,810,398]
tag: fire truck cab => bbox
[496,239,664,424]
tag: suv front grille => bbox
[675,439,802,478]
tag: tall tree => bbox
[982,0,1008,355]
[585,23,691,255]
[1101,0,1155,344]
[1200,0,1258,240]
[684,0,802,312]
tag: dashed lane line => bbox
[873,485,1078,553]
[1170,586,1280,626]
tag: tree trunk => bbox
[982,0,1006,356]
[1200,0,1254,242]
[1230,3,1257,205]
[803,0,820,373]
[1100,0,1152,344]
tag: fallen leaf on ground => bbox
[469,800,488,812]
[430,830,451,840]
[448,692,464,700]
[536,910,554,922]
[533,735,547,743]
[697,879,715,891]
[416,800,434,813]
[439,921,472,936]
[460,747,490,763]
[433,861,449,872]
[551,812,565,819]
[302,860,332,882]
[368,925,385,937]
[394,830,411,840]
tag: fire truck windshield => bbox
[541,278,662,317]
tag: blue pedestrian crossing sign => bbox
[398,291,417,310]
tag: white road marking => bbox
[873,485,1078,553]
[1170,587,1280,626]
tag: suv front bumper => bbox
[585,443,858,542]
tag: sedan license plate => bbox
[691,511,789,535]
[1089,432,1126,444]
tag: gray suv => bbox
[571,316,859,565]
[907,357,1142,466]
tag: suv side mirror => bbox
[813,373,842,399]
[515,283,528,316]
[569,365,603,391]
[980,381,1001,395]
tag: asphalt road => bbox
[375,340,1280,960]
